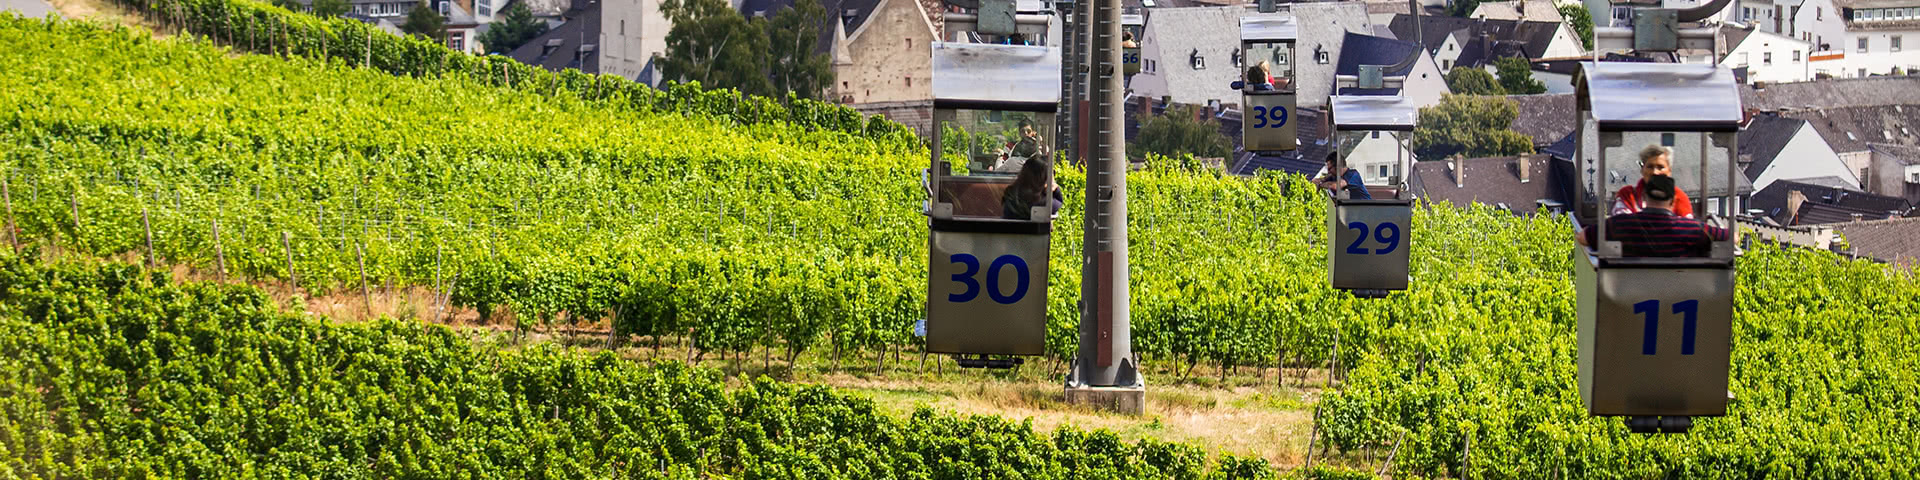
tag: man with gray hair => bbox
[1612,144,1694,218]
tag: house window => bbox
[1190,49,1205,70]
[1661,133,1676,146]
[1895,35,1904,52]
[449,34,464,52]
[1860,67,1869,77]
[1738,52,1748,66]
[1316,51,1330,64]
[1377,165,1390,178]
[905,76,911,87]
[1860,37,1869,52]
[1763,51,1773,64]
[1817,7,1822,20]
[907,39,912,50]
[1793,50,1801,61]
[621,20,626,35]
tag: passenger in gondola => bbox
[1576,174,1729,257]
[1009,118,1048,162]
[1002,158,1064,220]
[1316,151,1371,200]
[1122,31,1139,49]
[1230,61,1277,91]
[1613,145,1694,218]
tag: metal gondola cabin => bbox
[1326,94,1416,297]
[1238,15,1297,152]
[1572,61,1742,433]
[924,41,1061,363]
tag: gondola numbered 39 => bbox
[1326,94,1417,298]
[1238,14,1298,152]
[1572,61,1743,434]
[924,41,1061,367]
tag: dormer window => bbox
[1190,49,1205,70]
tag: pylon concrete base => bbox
[1064,378,1146,416]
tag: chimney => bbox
[1517,157,1531,183]
[1787,190,1808,224]
[1454,155,1466,188]
[1851,213,1865,222]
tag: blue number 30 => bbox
[948,254,1030,304]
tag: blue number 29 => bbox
[1343,221,1401,255]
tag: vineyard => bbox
[3,8,1920,479]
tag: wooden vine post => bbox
[282,231,296,288]
[356,241,371,317]
[2,174,16,255]
[212,219,227,283]
[142,204,155,267]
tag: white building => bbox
[1740,113,1860,192]
[1719,22,1817,83]
[1738,0,1920,78]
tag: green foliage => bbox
[1444,66,1506,96]
[1411,94,1535,160]
[476,1,548,54]
[0,258,1292,478]
[309,0,348,17]
[78,0,910,144]
[1560,4,1595,50]
[10,16,1920,479]
[1494,56,1546,95]
[401,2,446,41]
[660,0,773,97]
[1132,104,1232,161]
[1448,0,1480,17]
[766,0,834,100]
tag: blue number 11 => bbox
[1635,299,1699,355]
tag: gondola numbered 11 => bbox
[1573,61,1742,433]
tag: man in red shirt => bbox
[1613,145,1694,218]
[1578,175,1729,257]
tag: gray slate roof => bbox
[1506,93,1574,147]
[1833,216,1920,268]
[1737,113,1806,179]
[1778,104,1920,154]
[1137,3,1371,108]
[508,0,601,74]
[1739,76,1920,111]
[1385,14,1563,65]
[1409,154,1557,214]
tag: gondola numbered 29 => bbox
[1325,94,1417,298]
[924,41,1061,367]
[1238,14,1297,152]
[1572,61,1742,433]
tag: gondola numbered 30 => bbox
[1325,94,1417,298]
[1572,61,1743,433]
[1238,14,1298,152]
[924,41,1061,366]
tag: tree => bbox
[1559,4,1595,51]
[477,2,548,54]
[765,0,834,100]
[1445,67,1506,96]
[1411,94,1535,160]
[1448,0,1481,17]
[660,0,772,96]
[310,0,349,17]
[1132,104,1231,162]
[1494,56,1546,94]
[402,3,447,41]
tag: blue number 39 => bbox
[1251,105,1289,129]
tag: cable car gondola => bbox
[923,39,1061,367]
[1238,14,1297,152]
[1572,62,1742,434]
[1325,94,1417,297]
